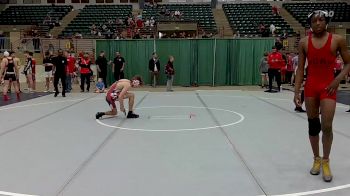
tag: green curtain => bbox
[95,38,274,86]
[155,39,193,86]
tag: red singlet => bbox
[305,33,337,100]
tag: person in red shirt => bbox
[266,46,284,92]
[65,51,76,93]
[79,53,92,92]
[294,10,350,182]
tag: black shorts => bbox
[4,73,16,81]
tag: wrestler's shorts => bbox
[304,82,336,100]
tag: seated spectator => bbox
[137,12,142,20]
[136,18,144,29]
[270,24,276,36]
[43,15,51,25]
[160,7,166,15]
[280,30,288,40]
[150,17,155,27]
[133,29,141,39]
[54,18,60,27]
[233,31,240,38]
[95,78,106,93]
[272,6,279,16]
[75,32,82,39]
[202,32,208,38]
[165,9,171,16]
[174,10,181,18]
[145,19,150,27]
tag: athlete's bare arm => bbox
[326,35,350,95]
[0,58,7,79]
[294,37,307,106]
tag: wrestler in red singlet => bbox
[304,33,337,100]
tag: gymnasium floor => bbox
[0,89,350,196]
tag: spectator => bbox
[137,12,142,20]
[259,52,269,88]
[269,24,276,36]
[42,51,54,92]
[66,51,76,93]
[75,32,83,39]
[145,19,150,27]
[95,78,106,93]
[266,46,285,92]
[95,50,108,87]
[165,56,175,91]
[0,31,5,51]
[79,52,92,92]
[233,31,240,38]
[272,6,279,16]
[136,18,144,29]
[160,7,166,15]
[112,51,125,81]
[281,30,288,40]
[150,17,155,27]
[149,52,160,87]
[52,49,67,97]
[32,29,40,52]
[174,10,182,18]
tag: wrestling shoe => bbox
[322,159,333,182]
[127,111,139,118]
[310,156,321,175]
[95,112,104,119]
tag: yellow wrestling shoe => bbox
[310,156,321,175]
[322,159,333,182]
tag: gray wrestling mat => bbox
[0,90,350,196]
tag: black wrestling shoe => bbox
[346,109,350,113]
[127,111,139,118]
[54,92,59,97]
[295,107,306,113]
[96,112,104,119]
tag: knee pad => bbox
[308,118,321,136]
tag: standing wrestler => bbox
[95,76,143,119]
[0,51,20,100]
[294,10,350,182]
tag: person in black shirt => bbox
[95,51,108,87]
[112,52,125,82]
[53,49,67,97]
[148,52,160,87]
[43,51,54,92]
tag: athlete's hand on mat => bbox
[326,79,339,95]
[294,93,302,107]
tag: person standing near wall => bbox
[266,46,284,92]
[112,52,125,82]
[96,50,108,88]
[149,52,160,87]
[165,56,175,92]
[259,52,269,88]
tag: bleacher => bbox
[0,5,72,25]
[223,3,294,36]
[142,4,217,33]
[61,5,132,38]
[283,2,350,27]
